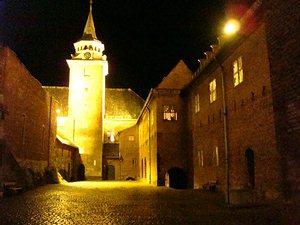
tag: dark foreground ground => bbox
[0,181,298,225]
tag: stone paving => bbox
[0,181,283,225]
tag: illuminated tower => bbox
[67,0,108,178]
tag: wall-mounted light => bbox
[224,19,240,35]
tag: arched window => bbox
[84,45,88,50]
[245,149,255,189]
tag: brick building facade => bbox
[137,61,192,186]
[0,47,57,186]
[263,0,300,199]
[184,17,281,203]
[138,0,299,204]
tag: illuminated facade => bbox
[64,2,108,178]
[45,3,144,180]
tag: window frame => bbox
[194,94,200,113]
[233,56,244,87]
[209,79,217,103]
[163,105,178,121]
[212,146,219,166]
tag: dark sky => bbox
[0,0,227,99]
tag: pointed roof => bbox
[156,60,193,90]
[81,0,98,40]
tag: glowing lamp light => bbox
[224,19,240,35]
[56,109,61,114]
[79,148,84,154]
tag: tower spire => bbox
[81,0,97,40]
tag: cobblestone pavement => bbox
[0,181,283,225]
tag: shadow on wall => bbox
[165,167,187,189]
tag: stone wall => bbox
[0,47,56,185]
[263,0,300,199]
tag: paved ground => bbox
[0,181,286,225]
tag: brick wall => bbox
[156,90,189,186]
[119,125,139,180]
[185,20,281,201]
[263,0,300,198]
[0,47,56,178]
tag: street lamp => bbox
[223,19,240,35]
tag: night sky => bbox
[1,0,227,99]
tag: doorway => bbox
[167,167,187,189]
[107,165,115,180]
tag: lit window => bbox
[129,135,135,141]
[195,94,200,113]
[209,79,217,103]
[233,56,243,86]
[212,146,219,166]
[198,150,204,167]
[107,131,115,143]
[163,105,177,121]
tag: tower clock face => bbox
[84,52,91,59]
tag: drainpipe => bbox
[216,58,230,204]
[47,96,53,168]
[146,106,151,184]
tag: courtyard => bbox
[0,181,288,225]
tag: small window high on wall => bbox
[194,94,200,113]
[163,105,177,121]
[233,56,243,87]
[209,79,217,103]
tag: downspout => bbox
[216,58,230,204]
[146,106,151,184]
[47,96,53,168]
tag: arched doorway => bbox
[167,167,187,189]
[245,149,255,189]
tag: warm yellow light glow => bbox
[65,181,150,189]
[56,109,61,114]
[57,116,67,126]
[224,19,240,35]
[79,148,84,154]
